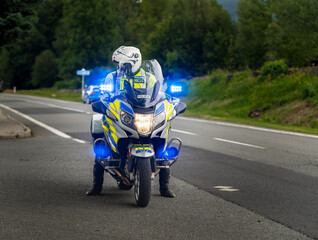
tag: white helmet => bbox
[112,46,142,75]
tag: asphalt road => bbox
[0,93,317,240]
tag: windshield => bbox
[119,59,166,109]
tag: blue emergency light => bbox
[170,85,182,93]
[100,84,114,92]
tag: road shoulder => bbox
[0,109,31,139]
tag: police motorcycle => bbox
[90,60,186,207]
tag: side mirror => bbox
[92,100,106,114]
[176,102,187,115]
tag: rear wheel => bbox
[134,158,151,207]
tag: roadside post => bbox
[76,68,90,97]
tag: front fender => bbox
[130,144,155,158]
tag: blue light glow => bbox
[94,143,111,158]
[170,85,182,93]
[100,84,114,92]
[159,147,179,159]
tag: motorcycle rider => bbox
[86,46,175,198]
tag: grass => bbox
[9,88,82,102]
[184,69,318,135]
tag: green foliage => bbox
[0,0,37,47]
[217,0,239,21]
[54,0,139,81]
[270,0,318,67]
[236,0,271,69]
[1,0,318,91]
[236,0,318,69]
[0,0,62,89]
[36,0,63,50]
[0,48,11,89]
[145,0,233,77]
[185,70,318,132]
[302,86,316,99]
[32,50,59,88]
[53,79,80,90]
[258,60,288,81]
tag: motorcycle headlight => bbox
[153,110,166,130]
[134,113,153,136]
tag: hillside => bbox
[184,69,318,135]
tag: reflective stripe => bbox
[120,102,134,115]
[164,100,175,121]
[119,68,155,90]
[102,120,109,133]
[108,133,117,152]
[111,132,118,144]
[155,102,165,116]
[106,116,113,126]
[114,99,120,112]
[147,73,156,88]
[109,100,120,120]
[165,122,171,151]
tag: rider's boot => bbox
[86,160,104,196]
[159,168,175,198]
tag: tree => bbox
[270,0,318,67]
[0,48,12,89]
[145,0,233,77]
[0,0,64,89]
[0,0,37,47]
[236,0,272,69]
[54,0,138,81]
[32,50,58,88]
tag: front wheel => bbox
[134,158,151,207]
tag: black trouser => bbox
[92,159,104,187]
[159,168,171,190]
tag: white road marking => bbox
[179,116,318,139]
[214,138,266,149]
[0,104,88,144]
[27,100,89,114]
[172,129,198,136]
[73,138,88,144]
[213,186,239,192]
[45,103,86,113]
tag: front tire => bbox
[134,158,151,207]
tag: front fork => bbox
[127,144,156,173]
[94,138,182,183]
[127,138,182,175]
